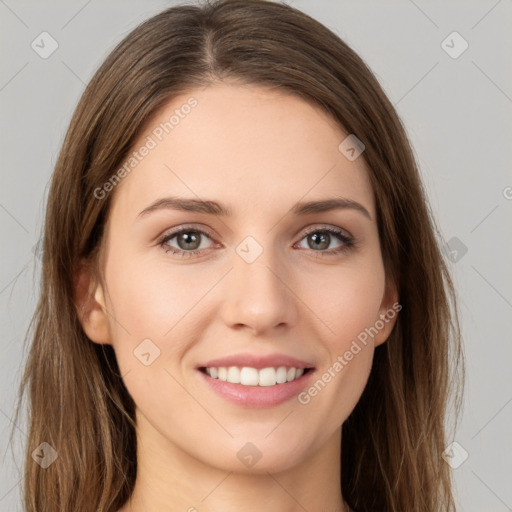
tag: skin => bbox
[76,82,398,512]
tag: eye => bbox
[158,224,356,259]
[295,226,355,257]
[158,225,216,258]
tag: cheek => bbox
[296,255,384,411]
[102,250,202,426]
[104,247,211,341]
[304,255,385,348]
[102,247,219,388]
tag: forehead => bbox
[109,83,375,220]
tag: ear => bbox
[373,278,400,347]
[74,260,111,345]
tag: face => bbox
[79,83,398,474]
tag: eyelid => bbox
[159,223,217,241]
[299,223,353,239]
[159,222,353,244]
[158,222,356,258]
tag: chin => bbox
[196,436,314,475]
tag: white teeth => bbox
[227,366,240,384]
[276,366,288,384]
[259,367,277,386]
[240,367,259,386]
[203,366,309,386]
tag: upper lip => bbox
[199,353,315,370]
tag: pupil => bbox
[310,232,328,250]
[179,232,199,250]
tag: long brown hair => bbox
[13,0,465,510]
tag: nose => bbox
[218,244,300,336]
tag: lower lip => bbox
[197,369,316,408]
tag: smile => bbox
[197,366,316,408]
[200,366,312,386]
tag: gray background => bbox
[1,0,511,510]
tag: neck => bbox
[120,411,349,512]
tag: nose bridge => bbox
[221,233,297,333]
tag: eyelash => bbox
[158,224,356,259]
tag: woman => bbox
[14,0,465,510]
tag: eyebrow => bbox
[137,196,372,220]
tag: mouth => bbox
[198,365,314,387]
[196,364,316,408]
